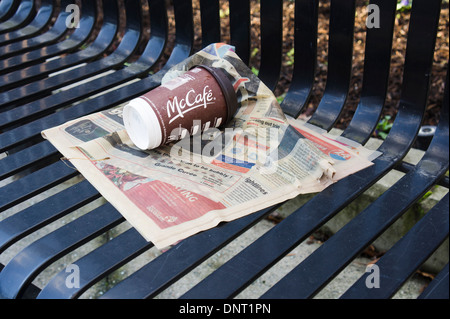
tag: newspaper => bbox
[42,43,379,249]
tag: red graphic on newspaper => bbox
[293,127,352,161]
[125,180,226,229]
[95,162,226,229]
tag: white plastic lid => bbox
[123,97,162,150]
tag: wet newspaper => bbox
[42,44,379,249]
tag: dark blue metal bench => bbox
[0,0,448,300]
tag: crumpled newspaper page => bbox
[42,43,377,249]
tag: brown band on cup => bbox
[193,65,238,124]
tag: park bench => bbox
[0,0,448,300]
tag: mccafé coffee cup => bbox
[123,65,238,150]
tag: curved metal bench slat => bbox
[257,0,283,92]
[229,0,250,65]
[0,202,124,299]
[0,0,167,130]
[0,0,20,22]
[0,0,35,34]
[341,0,398,144]
[199,0,220,48]
[0,0,96,75]
[0,0,126,106]
[281,0,319,118]
[0,0,74,59]
[0,0,54,46]
[0,0,121,95]
[0,1,179,154]
[307,0,356,131]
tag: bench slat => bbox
[258,0,283,92]
[0,0,35,34]
[0,0,20,22]
[281,0,319,117]
[199,0,220,48]
[0,0,120,95]
[0,203,124,299]
[37,227,153,299]
[0,161,78,213]
[341,0,397,144]
[0,141,56,180]
[0,179,100,254]
[0,0,95,75]
[0,0,193,297]
[341,194,449,299]
[229,0,250,65]
[101,208,274,299]
[419,263,449,299]
[307,0,356,131]
[0,0,54,46]
[0,0,168,128]
[0,0,73,59]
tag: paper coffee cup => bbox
[123,66,238,150]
